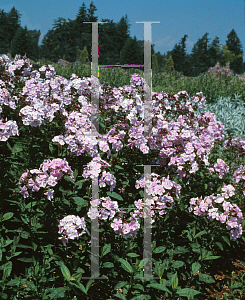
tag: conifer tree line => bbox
[0,2,244,77]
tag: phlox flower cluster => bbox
[224,137,245,158]
[82,154,111,180]
[233,165,245,195]
[207,158,229,178]
[87,197,141,239]
[17,158,74,200]
[0,119,19,141]
[58,215,86,244]
[134,173,180,221]
[0,54,32,79]
[188,183,243,240]
[111,215,141,239]
[87,197,119,221]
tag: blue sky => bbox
[1,0,244,59]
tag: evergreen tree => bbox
[0,7,21,54]
[225,29,243,74]
[0,10,9,54]
[155,51,167,72]
[97,19,118,64]
[115,15,131,62]
[189,32,211,77]
[208,36,222,67]
[74,2,98,62]
[10,26,33,59]
[27,29,41,61]
[120,36,143,65]
[79,45,89,64]
[152,52,159,73]
[214,45,243,72]
[165,55,174,73]
[7,7,22,47]
[168,34,188,75]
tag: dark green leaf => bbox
[191,262,201,274]
[118,258,133,274]
[101,244,111,257]
[198,273,215,283]
[2,212,14,222]
[73,197,88,207]
[153,246,166,254]
[114,281,127,290]
[171,261,185,269]
[103,262,114,268]
[106,191,123,201]
[17,257,33,263]
[132,283,144,291]
[171,272,178,289]
[146,283,172,294]
[215,242,223,250]
[222,235,230,246]
[127,253,140,257]
[177,288,201,297]
[59,261,71,282]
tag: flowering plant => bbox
[1,54,245,299]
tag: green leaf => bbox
[48,287,67,298]
[146,283,172,294]
[131,295,151,300]
[194,230,206,239]
[132,283,144,291]
[59,261,71,282]
[154,263,165,278]
[73,197,88,207]
[103,262,114,268]
[171,272,178,289]
[75,179,86,189]
[2,239,14,247]
[70,281,87,294]
[177,288,201,297]
[2,212,14,222]
[85,279,94,293]
[25,201,37,209]
[198,273,215,283]
[203,255,221,260]
[106,191,123,201]
[127,253,140,258]
[115,165,124,170]
[73,168,78,181]
[118,258,133,274]
[10,251,22,258]
[3,261,12,279]
[171,261,185,269]
[215,242,223,250]
[222,235,230,246]
[114,293,127,300]
[63,175,74,184]
[6,278,21,286]
[101,244,111,257]
[49,143,54,154]
[114,281,127,290]
[153,246,166,254]
[17,257,33,263]
[191,262,201,274]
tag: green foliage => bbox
[152,52,159,73]
[78,46,89,64]
[164,55,175,74]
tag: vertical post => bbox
[135,21,160,280]
[82,21,108,280]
